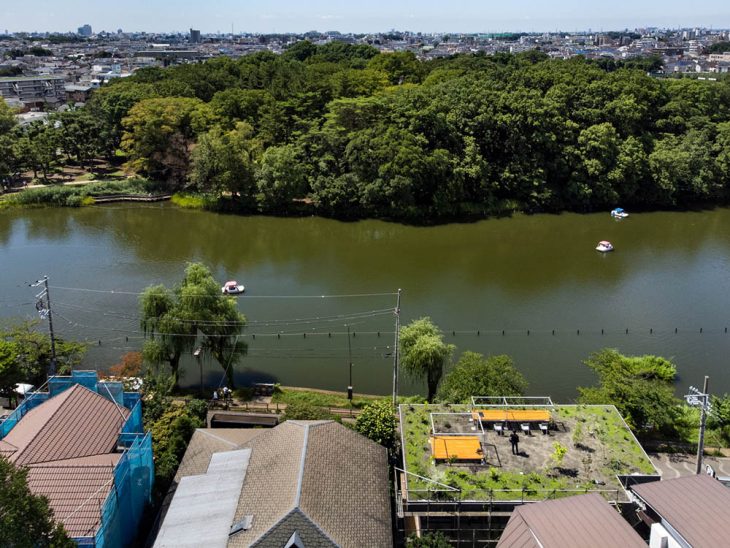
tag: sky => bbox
[2,0,730,34]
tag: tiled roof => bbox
[497,493,646,548]
[229,422,305,547]
[26,461,118,537]
[3,384,129,466]
[174,429,266,483]
[298,422,393,548]
[1,383,131,539]
[632,475,730,547]
[159,422,392,548]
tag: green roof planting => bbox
[399,404,657,503]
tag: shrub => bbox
[355,400,398,449]
[406,532,452,547]
[282,401,337,421]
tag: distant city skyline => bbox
[3,0,730,34]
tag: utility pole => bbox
[696,376,710,475]
[31,276,57,377]
[685,376,711,475]
[392,289,402,407]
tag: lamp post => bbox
[346,325,353,417]
[194,347,202,397]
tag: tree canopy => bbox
[0,320,86,401]
[577,349,680,437]
[400,317,454,402]
[436,352,528,403]
[0,456,74,547]
[139,262,247,388]
[5,43,730,221]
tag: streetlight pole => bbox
[194,347,203,397]
[347,325,353,416]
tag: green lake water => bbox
[2,203,729,400]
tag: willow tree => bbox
[400,317,454,402]
[140,263,247,388]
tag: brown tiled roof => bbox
[497,493,645,548]
[632,475,730,547]
[3,384,129,466]
[1,384,131,539]
[26,460,119,537]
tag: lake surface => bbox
[2,204,730,400]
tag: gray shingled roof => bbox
[632,475,730,547]
[497,493,646,548]
[158,421,392,548]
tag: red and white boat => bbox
[221,280,245,295]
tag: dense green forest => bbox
[2,42,730,221]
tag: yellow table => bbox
[430,435,483,460]
[472,410,551,423]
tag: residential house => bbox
[497,493,646,548]
[632,474,730,548]
[154,420,392,547]
[0,371,153,546]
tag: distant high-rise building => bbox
[190,28,201,43]
[77,24,92,37]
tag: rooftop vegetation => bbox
[400,403,656,502]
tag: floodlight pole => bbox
[392,289,402,408]
[696,375,710,475]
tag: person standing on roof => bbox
[509,431,520,455]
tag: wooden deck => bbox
[92,193,172,203]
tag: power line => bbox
[53,301,396,327]
[49,285,398,299]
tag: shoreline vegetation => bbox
[1,44,729,223]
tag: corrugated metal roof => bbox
[497,493,646,548]
[3,384,128,466]
[154,449,252,548]
[632,475,730,547]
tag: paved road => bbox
[649,452,730,478]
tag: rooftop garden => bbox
[400,403,657,503]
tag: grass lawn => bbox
[272,386,386,410]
